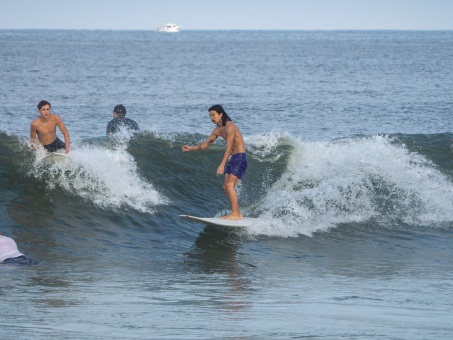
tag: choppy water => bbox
[1,30,453,339]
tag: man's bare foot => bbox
[221,213,242,220]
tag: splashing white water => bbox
[31,143,168,213]
[248,135,453,237]
[245,130,293,161]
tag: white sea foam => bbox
[245,130,293,161]
[31,142,168,213]
[248,135,453,237]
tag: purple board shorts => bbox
[224,153,248,180]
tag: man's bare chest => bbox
[216,127,228,140]
[37,121,56,133]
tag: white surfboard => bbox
[41,152,68,163]
[180,215,254,228]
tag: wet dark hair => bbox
[208,104,232,126]
[113,104,126,117]
[37,100,51,110]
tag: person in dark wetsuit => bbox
[181,104,248,220]
[0,235,35,265]
[30,100,70,153]
[106,104,139,136]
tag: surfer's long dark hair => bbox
[209,104,232,126]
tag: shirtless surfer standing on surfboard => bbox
[30,100,70,154]
[182,105,247,220]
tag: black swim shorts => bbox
[43,137,66,153]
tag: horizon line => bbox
[1,28,452,31]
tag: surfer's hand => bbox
[216,165,224,176]
[181,145,191,152]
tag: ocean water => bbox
[1,29,453,339]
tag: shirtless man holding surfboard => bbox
[182,105,247,220]
[30,100,70,154]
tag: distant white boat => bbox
[157,23,181,33]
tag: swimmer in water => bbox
[0,235,34,265]
[106,104,139,136]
